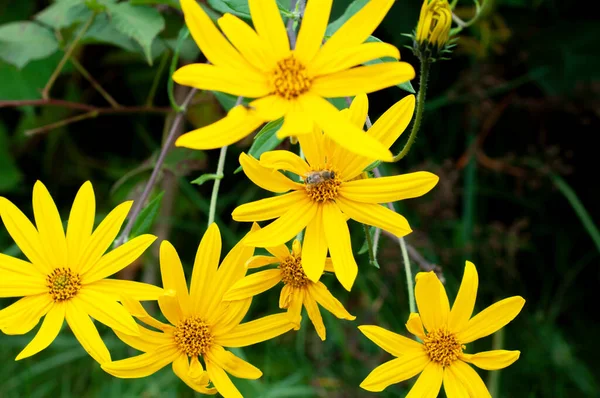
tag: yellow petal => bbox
[223,269,282,301]
[0,197,51,273]
[0,294,52,335]
[32,181,68,268]
[180,0,252,70]
[457,296,525,344]
[248,0,289,59]
[286,288,303,326]
[301,205,327,282]
[341,95,415,180]
[246,255,280,268]
[312,63,415,98]
[87,279,164,301]
[210,298,252,336]
[239,152,303,194]
[265,242,290,261]
[217,13,275,71]
[323,258,335,273]
[232,190,306,222]
[360,352,430,392]
[309,282,355,320]
[449,261,479,333]
[0,273,47,297]
[297,129,326,168]
[322,202,357,291]
[405,361,444,398]
[446,360,491,398]
[300,94,393,161]
[158,241,191,314]
[358,325,421,357]
[259,150,311,176]
[302,290,325,340]
[176,106,265,150]
[275,102,314,139]
[310,42,400,77]
[173,63,269,98]
[172,354,217,394]
[279,284,292,309]
[206,345,263,379]
[335,197,412,238]
[443,364,470,398]
[406,312,426,340]
[65,299,111,363]
[158,292,182,326]
[348,93,369,129]
[114,326,173,353]
[121,297,171,331]
[319,0,394,59]
[0,253,38,275]
[16,302,65,360]
[206,360,243,398]
[101,343,179,378]
[249,95,291,121]
[215,312,297,347]
[66,181,95,269]
[462,350,520,370]
[339,171,439,203]
[294,0,332,64]
[189,223,221,315]
[83,234,156,283]
[78,201,133,275]
[243,198,316,247]
[76,290,139,336]
[415,271,447,332]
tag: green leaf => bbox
[82,13,138,53]
[190,173,223,186]
[34,0,92,30]
[129,191,164,238]
[105,2,165,64]
[207,0,292,20]
[0,122,23,192]
[234,119,283,173]
[0,22,59,68]
[212,91,251,111]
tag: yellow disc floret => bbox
[304,169,341,203]
[271,56,311,100]
[46,267,82,302]
[174,316,214,357]
[280,254,309,288]
[422,328,465,367]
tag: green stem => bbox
[208,145,228,227]
[399,236,417,314]
[393,59,430,162]
[362,224,379,268]
[70,57,120,108]
[42,13,96,100]
[146,50,170,107]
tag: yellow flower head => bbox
[232,94,439,291]
[102,223,299,397]
[173,0,415,161]
[416,0,453,49]
[359,261,525,396]
[0,181,161,363]
[224,236,355,341]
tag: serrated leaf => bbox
[0,22,59,68]
[34,0,92,30]
[129,191,164,238]
[190,173,223,186]
[105,2,165,64]
[234,119,283,173]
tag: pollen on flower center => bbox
[46,267,82,302]
[280,254,309,288]
[271,56,311,100]
[422,328,465,367]
[174,316,214,357]
[304,169,341,203]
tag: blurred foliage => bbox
[1,0,599,397]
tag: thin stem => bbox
[287,0,299,48]
[70,57,120,108]
[42,13,96,99]
[25,110,98,136]
[207,96,243,227]
[0,99,171,114]
[146,50,170,107]
[399,236,417,314]
[362,224,378,268]
[116,88,197,245]
[393,59,430,162]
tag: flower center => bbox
[46,267,82,302]
[422,328,465,367]
[271,56,311,100]
[280,254,309,288]
[174,316,214,357]
[304,169,341,203]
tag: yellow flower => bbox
[359,261,525,396]
[416,0,453,48]
[173,0,415,161]
[232,94,439,291]
[102,223,299,398]
[224,237,355,341]
[0,181,161,363]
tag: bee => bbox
[305,170,336,186]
